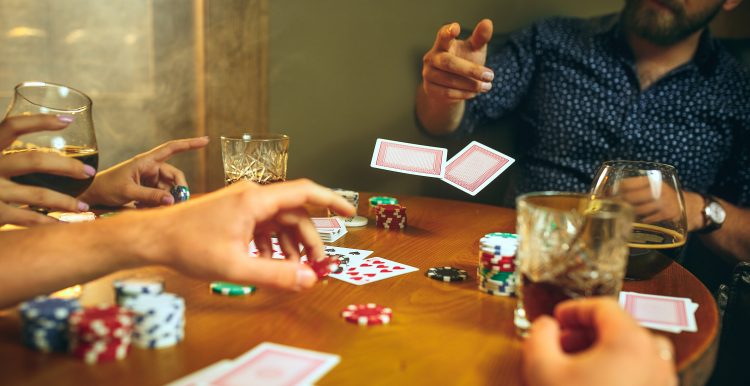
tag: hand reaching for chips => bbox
[0,114,94,226]
[79,137,209,207]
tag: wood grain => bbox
[0,193,717,386]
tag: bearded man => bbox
[415,0,750,292]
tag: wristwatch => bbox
[698,194,726,233]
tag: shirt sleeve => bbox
[458,22,540,134]
[710,107,750,207]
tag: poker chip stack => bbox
[330,189,368,227]
[478,232,519,296]
[120,293,185,349]
[368,196,398,216]
[68,305,134,364]
[374,204,407,230]
[19,297,81,352]
[341,303,392,326]
[113,278,165,306]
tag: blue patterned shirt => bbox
[460,14,750,207]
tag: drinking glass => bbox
[2,81,98,197]
[590,160,688,280]
[221,133,289,185]
[514,192,633,336]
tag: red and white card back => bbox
[441,141,514,196]
[371,138,447,178]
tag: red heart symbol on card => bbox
[372,260,384,264]
[365,274,376,277]
[376,265,388,268]
[348,267,357,271]
[348,271,359,276]
[393,266,405,270]
[351,276,363,281]
[360,263,372,267]
[380,269,392,273]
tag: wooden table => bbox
[0,193,718,386]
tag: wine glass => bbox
[590,160,688,280]
[2,81,98,198]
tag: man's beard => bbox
[622,0,724,46]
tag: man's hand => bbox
[142,179,356,291]
[0,114,94,226]
[421,19,495,102]
[79,137,209,207]
[522,298,677,386]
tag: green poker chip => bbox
[98,212,119,218]
[483,232,518,239]
[210,282,256,296]
[369,196,398,207]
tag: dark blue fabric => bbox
[460,14,750,207]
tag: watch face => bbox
[708,202,726,223]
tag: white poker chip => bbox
[49,211,97,223]
[343,215,368,227]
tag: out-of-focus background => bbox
[1,0,748,204]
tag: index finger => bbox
[0,114,72,149]
[433,22,460,52]
[144,136,210,163]
[251,179,356,220]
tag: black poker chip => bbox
[426,266,468,282]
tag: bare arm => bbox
[688,194,750,261]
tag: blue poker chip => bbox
[19,297,80,352]
[170,185,190,203]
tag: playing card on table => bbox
[329,257,419,285]
[619,291,699,333]
[165,360,233,386]
[371,138,447,178]
[249,237,303,259]
[207,342,340,386]
[322,246,374,273]
[441,141,514,196]
[312,217,348,242]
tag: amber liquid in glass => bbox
[626,223,686,280]
[5,146,98,197]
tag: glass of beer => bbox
[220,133,289,185]
[591,160,688,280]
[2,81,98,198]
[514,192,633,336]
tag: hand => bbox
[79,137,209,207]
[522,297,677,386]
[0,114,94,226]
[618,176,684,225]
[138,179,356,290]
[421,19,494,102]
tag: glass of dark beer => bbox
[514,192,633,337]
[591,161,688,280]
[220,133,289,185]
[2,81,98,198]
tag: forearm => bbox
[0,212,157,308]
[699,198,750,261]
[415,85,466,135]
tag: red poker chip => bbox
[341,303,392,326]
[374,204,404,212]
[69,306,134,338]
[306,254,340,279]
[71,341,131,363]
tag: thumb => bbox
[469,19,493,50]
[522,316,565,378]
[127,185,175,206]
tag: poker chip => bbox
[374,204,407,230]
[98,212,118,218]
[68,305,134,364]
[305,255,340,279]
[114,277,165,305]
[49,211,96,222]
[368,196,398,207]
[18,297,81,352]
[426,267,468,282]
[120,292,185,349]
[210,282,257,296]
[341,303,392,326]
[344,216,368,227]
[170,185,190,203]
[477,232,519,297]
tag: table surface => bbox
[0,193,719,386]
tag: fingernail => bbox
[296,267,317,289]
[77,201,89,211]
[480,82,492,91]
[481,71,494,81]
[83,165,96,177]
[162,195,175,205]
[57,114,75,123]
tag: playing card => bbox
[329,257,418,285]
[165,360,233,386]
[441,141,515,196]
[619,291,698,333]
[249,237,303,259]
[208,342,340,386]
[312,217,348,243]
[371,138,447,178]
[322,246,374,274]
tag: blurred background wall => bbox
[1,0,748,204]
